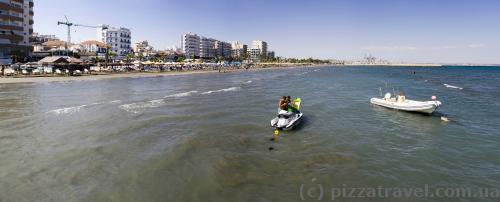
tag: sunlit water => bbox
[1,66,499,201]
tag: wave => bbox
[119,91,199,113]
[164,91,198,98]
[149,99,165,105]
[444,84,463,90]
[109,100,122,104]
[119,101,164,113]
[47,105,87,115]
[201,87,241,95]
[245,80,252,83]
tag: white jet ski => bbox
[370,93,441,114]
[270,98,303,130]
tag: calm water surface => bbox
[1,66,500,201]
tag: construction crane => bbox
[57,15,107,50]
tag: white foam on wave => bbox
[201,87,241,95]
[109,100,121,104]
[245,80,252,83]
[119,100,165,113]
[119,91,199,113]
[48,105,87,115]
[444,84,463,90]
[149,99,165,105]
[164,90,198,98]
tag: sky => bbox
[35,0,500,64]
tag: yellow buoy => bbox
[441,116,450,122]
[274,129,280,136]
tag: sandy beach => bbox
[0,64,327,84]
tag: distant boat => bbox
[371,93,441,114]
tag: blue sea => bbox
[0,66,499,201]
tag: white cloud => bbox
[439,45,458,49]
[467,43,485,48]
[361,46,417,51]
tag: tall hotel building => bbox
[0,0,34,62]
[181,32,200,59]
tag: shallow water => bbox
[1,66,500,201]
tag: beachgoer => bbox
[279,96,288,111]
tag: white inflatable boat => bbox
[371,93,441,114]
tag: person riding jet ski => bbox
[271,96,303,130]
[278,96,288,111]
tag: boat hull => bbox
[370,98,441,114]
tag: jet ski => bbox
[270,98,303,130]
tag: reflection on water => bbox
[1,66,500,201]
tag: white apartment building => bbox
[0,0,34,63]
[181,32,238,60]
[215,41,232,59]
[97,25,132,56]
[181,32,200,58]
[248,40,268,62]
[200,37,216,58]
[251,40,267,56]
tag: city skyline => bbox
[34,0,500,64]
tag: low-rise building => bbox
[31,33,58,46]
[38,40,67,51]
[80,40,107,59]
[133,40,155,57]
[231,41,247,59]
[267,51,275,59]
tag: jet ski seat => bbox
[278,110,295,118]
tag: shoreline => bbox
[4,63,493,84]
[0,64,329,84]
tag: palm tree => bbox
[125,54,134,63]
[176,56,185,62]
[137,53,144,62]
[10,50,24,63]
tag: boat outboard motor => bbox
[384,93,391,100]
